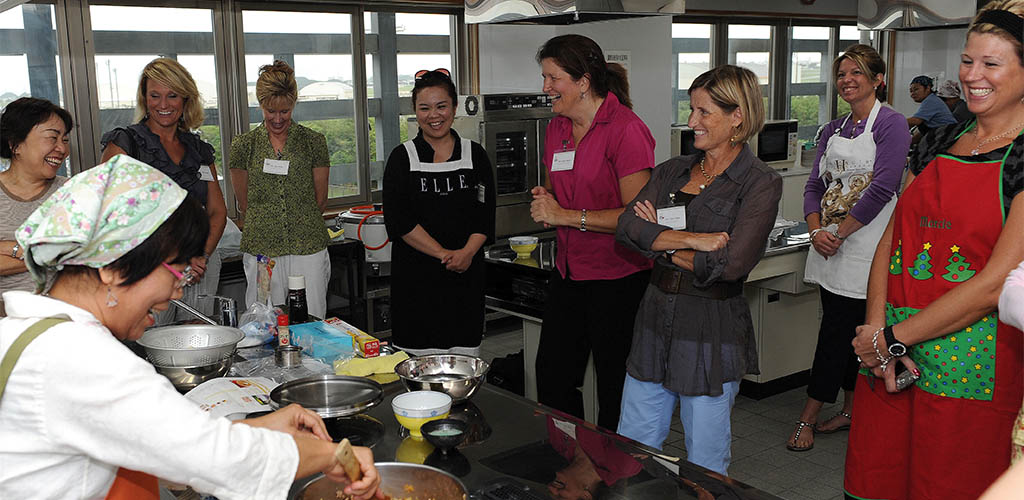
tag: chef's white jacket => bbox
[0,291,299,499]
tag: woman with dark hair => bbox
[785,44,911,452]
[0,156,382,499]
[615,65,780,475]
[230,60,331,319]
[846,2,1024,497]
[529,34,655,430]
[100,58,228,314]
[0,97,72,316]
[382,69,496,355]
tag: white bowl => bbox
[392,390,452,419]
[508,236,538,246]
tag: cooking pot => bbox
[339,204,391,263]
[289,462,467,500]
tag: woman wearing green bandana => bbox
[0,156,383,500]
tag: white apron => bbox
[804,99,896,299]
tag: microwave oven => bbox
[671,119,800,170]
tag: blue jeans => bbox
[617,374,739,475]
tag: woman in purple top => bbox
[787,44,911,452]
[528,34,655,430]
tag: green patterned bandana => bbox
[16,154,187,290]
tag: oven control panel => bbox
[483,93,553,111]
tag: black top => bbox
[381,129,497,349]
[100,121,214,206]
[912,120,1024,215]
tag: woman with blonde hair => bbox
[846,1,1024,497]
[230,60,331,319]
[100,57,227,317]
[616,64,781,475]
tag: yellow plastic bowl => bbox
[509,236,539,258]
[392,391,452,438]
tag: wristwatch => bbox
[884,325,908,357]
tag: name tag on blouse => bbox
[198,165,214,182]
[658,205,686,230]
[263,158,289,175]
[551,151,575,172]
[477,183,486,203]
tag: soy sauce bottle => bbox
[287,275,309,325]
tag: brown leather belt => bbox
[650,262,743,300]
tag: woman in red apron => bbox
[845,4,1024,499]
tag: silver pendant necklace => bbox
[970,121,1024,155]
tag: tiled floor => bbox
[480,321,849,500]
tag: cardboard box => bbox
[325,317,380,358]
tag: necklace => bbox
[697,155,715,190]
[971,121,1024,155]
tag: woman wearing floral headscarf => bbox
[0,156,382,500]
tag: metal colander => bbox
[137,324,244,367]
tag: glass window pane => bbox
[671,23,711,125]
[365,11,455,192]
[793,26,829,40]
[729,25,772,87]
[242,10,357,200]
[839,25,860,43]
[91,4,226,191]
[0,4,66,174]
[792,52,824,83]
[788,25,832,141]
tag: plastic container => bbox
[277,314,290,346]
[287,275,308,325]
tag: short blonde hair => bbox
[256,60,298,108]
[135,58,204,130]
[688,65,765,145]
[968,0,1024,62]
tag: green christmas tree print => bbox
[908,242,934,280]
[889,240,903,275]
[942,244,976,282]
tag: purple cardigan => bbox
[803,105,912,224]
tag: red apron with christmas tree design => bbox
[845,150,1024,500]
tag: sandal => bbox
[786,420,814,452]
[815,411,852,434]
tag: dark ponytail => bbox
[876,81,887,103]
[536,34,632,109]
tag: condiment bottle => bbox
[287,275,309,325]
[277,314,290,346]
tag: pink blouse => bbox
[544,92,655,280]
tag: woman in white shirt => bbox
[0,155,382,500]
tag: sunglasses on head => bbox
[415,68,451,80]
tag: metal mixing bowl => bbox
[394,354,490,403]
[153,357,233,393]
[289,462,467,500]
[138,324,244,366]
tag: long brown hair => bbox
[536,34,632,109]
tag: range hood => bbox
[466,0,684,25]
[858,0,984,30]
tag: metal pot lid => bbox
[269,375,383,418]
[340,210,385,225]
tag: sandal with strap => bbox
[815,411,852,434]
[786,420,814,452]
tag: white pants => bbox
[243,249,330,320]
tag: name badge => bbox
[263,158,289,176]
[658,205,686,230]
[551,151,575,172]
[198,164,214,182]
[477,183,486,203]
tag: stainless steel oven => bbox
[410,93,555,238]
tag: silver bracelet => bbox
[810,228,824,239]
[580,209,588,232]
[872,327,891,368]
[11,242,22,260]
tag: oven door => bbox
[482,119,540,206]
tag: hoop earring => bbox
[580,90,587,100]
[106,287,118,308]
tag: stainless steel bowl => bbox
[289,462,467,500]
[153,357,233,393]
[138,324,244,366]
[394,354,490,403]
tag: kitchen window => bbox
[670,22,712,125]
[0,2,68,175]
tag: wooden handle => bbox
[333,438,362,482]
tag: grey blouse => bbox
[616,145,782,396]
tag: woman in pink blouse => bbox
[529,34,655,430]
